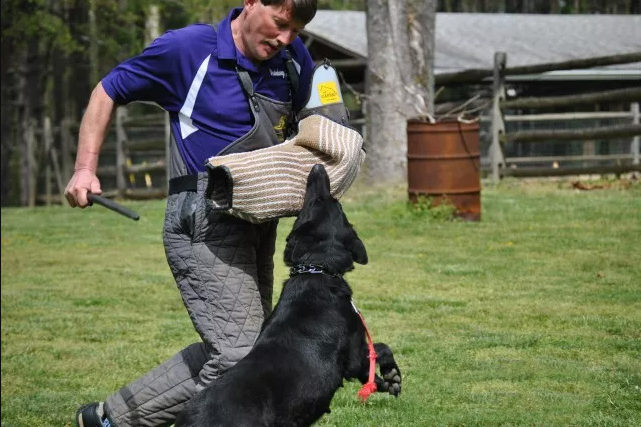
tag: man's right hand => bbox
[64,168,102,208]
[64,82,114,209]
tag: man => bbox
[65,1,318,426]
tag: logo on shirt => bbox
[269,68,286,79]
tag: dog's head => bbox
[284,164,367,273]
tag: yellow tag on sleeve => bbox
[318,81,341,105]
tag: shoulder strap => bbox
[235,67,260,112]
[284,48,300,101]
[235,67,254,96]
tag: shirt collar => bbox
[216,7,289,73]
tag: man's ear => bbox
[244,0,259,11]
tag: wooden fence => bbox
[97,103,169,199]
[34,118,76,206]
[34,103,169,205]
[487,51,641,182]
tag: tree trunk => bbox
[364,0,436,185]
[89,0,99,86]
[145,4,161,46]
[21,118,36,207]
[69,1,90,121]
[1,35,15,205]
[17,34,48,207]
[17,45,32,206]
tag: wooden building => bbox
[301,12,641,176]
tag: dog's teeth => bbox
[393,375,401,383]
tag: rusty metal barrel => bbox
[407,120,481,221]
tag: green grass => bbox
[2,177,640,426]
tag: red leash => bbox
[352,300,378,402]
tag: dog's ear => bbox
[304,164,331,206]
[349,232,368,265]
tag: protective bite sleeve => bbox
[205,115,365,223]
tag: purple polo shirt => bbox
[102,8,314,174]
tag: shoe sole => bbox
[76,402,104,427]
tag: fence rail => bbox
[507,154,635,163]
[437,52,641,85]
[503,123,641,143]
[500,87,641,110]
[502,164,640,178]
[501,111,633,121]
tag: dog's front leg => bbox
[372,342,401,397]
[351,340,402,398]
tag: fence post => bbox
[21,119,37,207]
[43,116,67,205]
[60,118,73,182]
[115,106,128,197]
[632,102,639,165]
[490,52,507,183]
[44,117,53,205]
[50,148,66,204]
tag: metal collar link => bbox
[289,264,343,279]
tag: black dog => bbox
[176,164,401,426]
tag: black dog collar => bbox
[289,264,343,279]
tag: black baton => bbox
[88,193,140,221]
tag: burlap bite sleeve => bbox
[206,114,365,223]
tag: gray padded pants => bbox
[104,176,277,426]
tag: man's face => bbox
[240,0,305,61]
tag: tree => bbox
[1,0,154,205]
[1,0,79,206]
[364,0,437,184]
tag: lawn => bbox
[2,177,640,426]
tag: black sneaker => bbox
[76,402,109,427]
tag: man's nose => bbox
[276,29,297,46]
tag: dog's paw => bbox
[380,367,402,397]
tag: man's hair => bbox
[261,0,317,25]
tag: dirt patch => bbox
[488,172,641,193]
[570,172,640,191]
